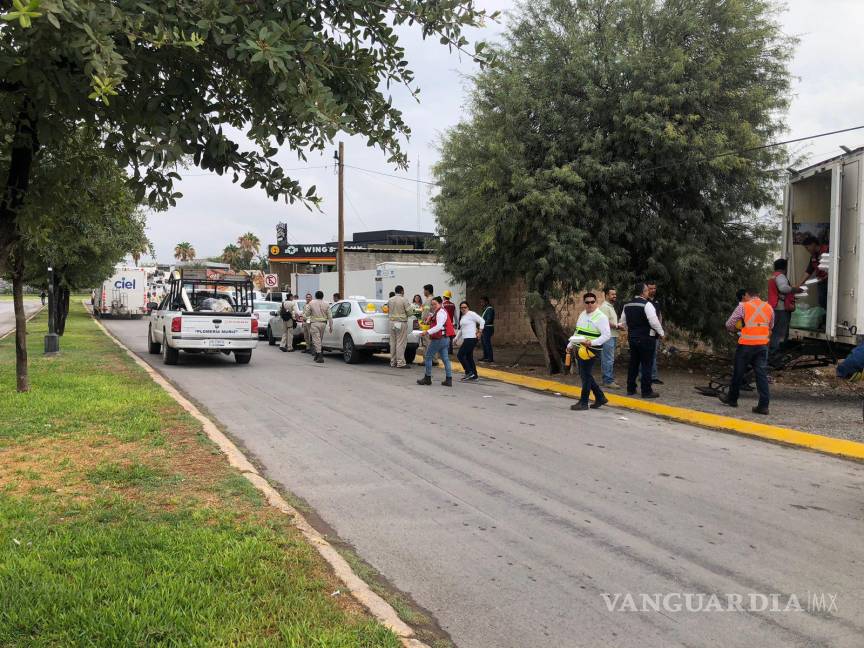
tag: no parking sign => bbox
[264,274,278,289]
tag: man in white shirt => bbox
[568,292,612,411]
[417,296,454,386]
[599,288,621,389]
[620,282,665,398]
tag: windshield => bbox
[254,301,281,311]
[357,300,387,314]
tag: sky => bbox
[144,0,864,263]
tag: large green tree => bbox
[0,0,494,390]
[433,0,792,372]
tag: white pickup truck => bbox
[147,269,258,365]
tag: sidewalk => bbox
[471,344,863,443]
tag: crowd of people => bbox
[271,244,858,416]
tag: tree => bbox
[130,232,156,267]
[174,242,196,263]
[237,232,260,269]
[0,1,495,391]
[9,130,147,369]
[221,244,241,269]
[433,0,793,373]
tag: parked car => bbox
[265,304,305,349]
[252,300,282,340]
[321,297,419,364]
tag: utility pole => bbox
[337,141,345,299]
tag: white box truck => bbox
[783,148,863,349]
[93,266,148,318]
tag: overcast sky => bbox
[144,0,864,263]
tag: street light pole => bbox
[44,265,59,354]
[337,141,345,299]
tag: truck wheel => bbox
[267,326,276,346]
[343,335,361,364]
[404,346,418,365]
[162,333,179,365]
[235,351,252,364]
[148,326,161,354]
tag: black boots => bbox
[314,353,324,363]
[441,377,452,387]
[416,375,432,386]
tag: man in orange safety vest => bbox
[719,287,775,415]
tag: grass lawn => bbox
[0,304,400,647]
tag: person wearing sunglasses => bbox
[567,293,612,411]
[455,301,485,381]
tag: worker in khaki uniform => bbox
[303,290,333,363]
[279,293,301,352]
[301,292,313,353]
[387,285,412,368]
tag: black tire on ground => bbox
[235,351,252,364]
[404,346,418,365]
[162,333,179,365]
[147,326,161,354]
[267,326,276,346]
[343,335,361,364]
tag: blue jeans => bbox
[601,337,616,384]
[577,355,605,404]
[425,337,452,378]
[726,345,770,409]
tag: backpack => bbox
[280,302,294,324]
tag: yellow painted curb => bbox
[88,304,427,648]
[471,364,864,462]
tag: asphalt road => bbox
[0,301,43,338]
[103,316,864,648]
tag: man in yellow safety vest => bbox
[567,292,612,411]
[720,286,774,415]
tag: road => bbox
[0,300,43,338]
[103,316,864,648]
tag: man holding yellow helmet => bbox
[568,292,612,411]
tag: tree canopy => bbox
[433,0,793,371]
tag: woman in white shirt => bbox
[456,301,485,381]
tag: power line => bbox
[344,164,441,187]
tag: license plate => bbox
[207,339,227,348]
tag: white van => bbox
[94,267,148,318]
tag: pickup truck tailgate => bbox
[181,315,252,337]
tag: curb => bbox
[88,307,427,648]
[472,364,864,462]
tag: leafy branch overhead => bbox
[0,1,495,210]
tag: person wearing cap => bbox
[442,290,457,354]
[568,292,612,411]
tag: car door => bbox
[324,302,348,349]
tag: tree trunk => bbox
[57,286,70,335]
[526,293,570,374]
[12,255,29,392]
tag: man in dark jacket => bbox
[479,296,495,362]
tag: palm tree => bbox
[221,244,242,269]
[237,232,260,268]
[174,242,196,263]
[130,234,156,266]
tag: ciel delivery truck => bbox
[93,266,148,318]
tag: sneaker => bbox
[752,405,769,415]
[652,379,664,385]
[570,402,590,411]
[642,392,660,399]
[719,395,737,407]
[459,375,472,382]
[279,347,288,352]
[467,374,479,381]
[604,382,622,390]
[590,397,609,409]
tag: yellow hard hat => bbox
[443,290,453,298]
[577,345,595,361]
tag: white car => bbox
[251,300,282,340]
[321,297,420,364]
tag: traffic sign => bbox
[264,274,278,288]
